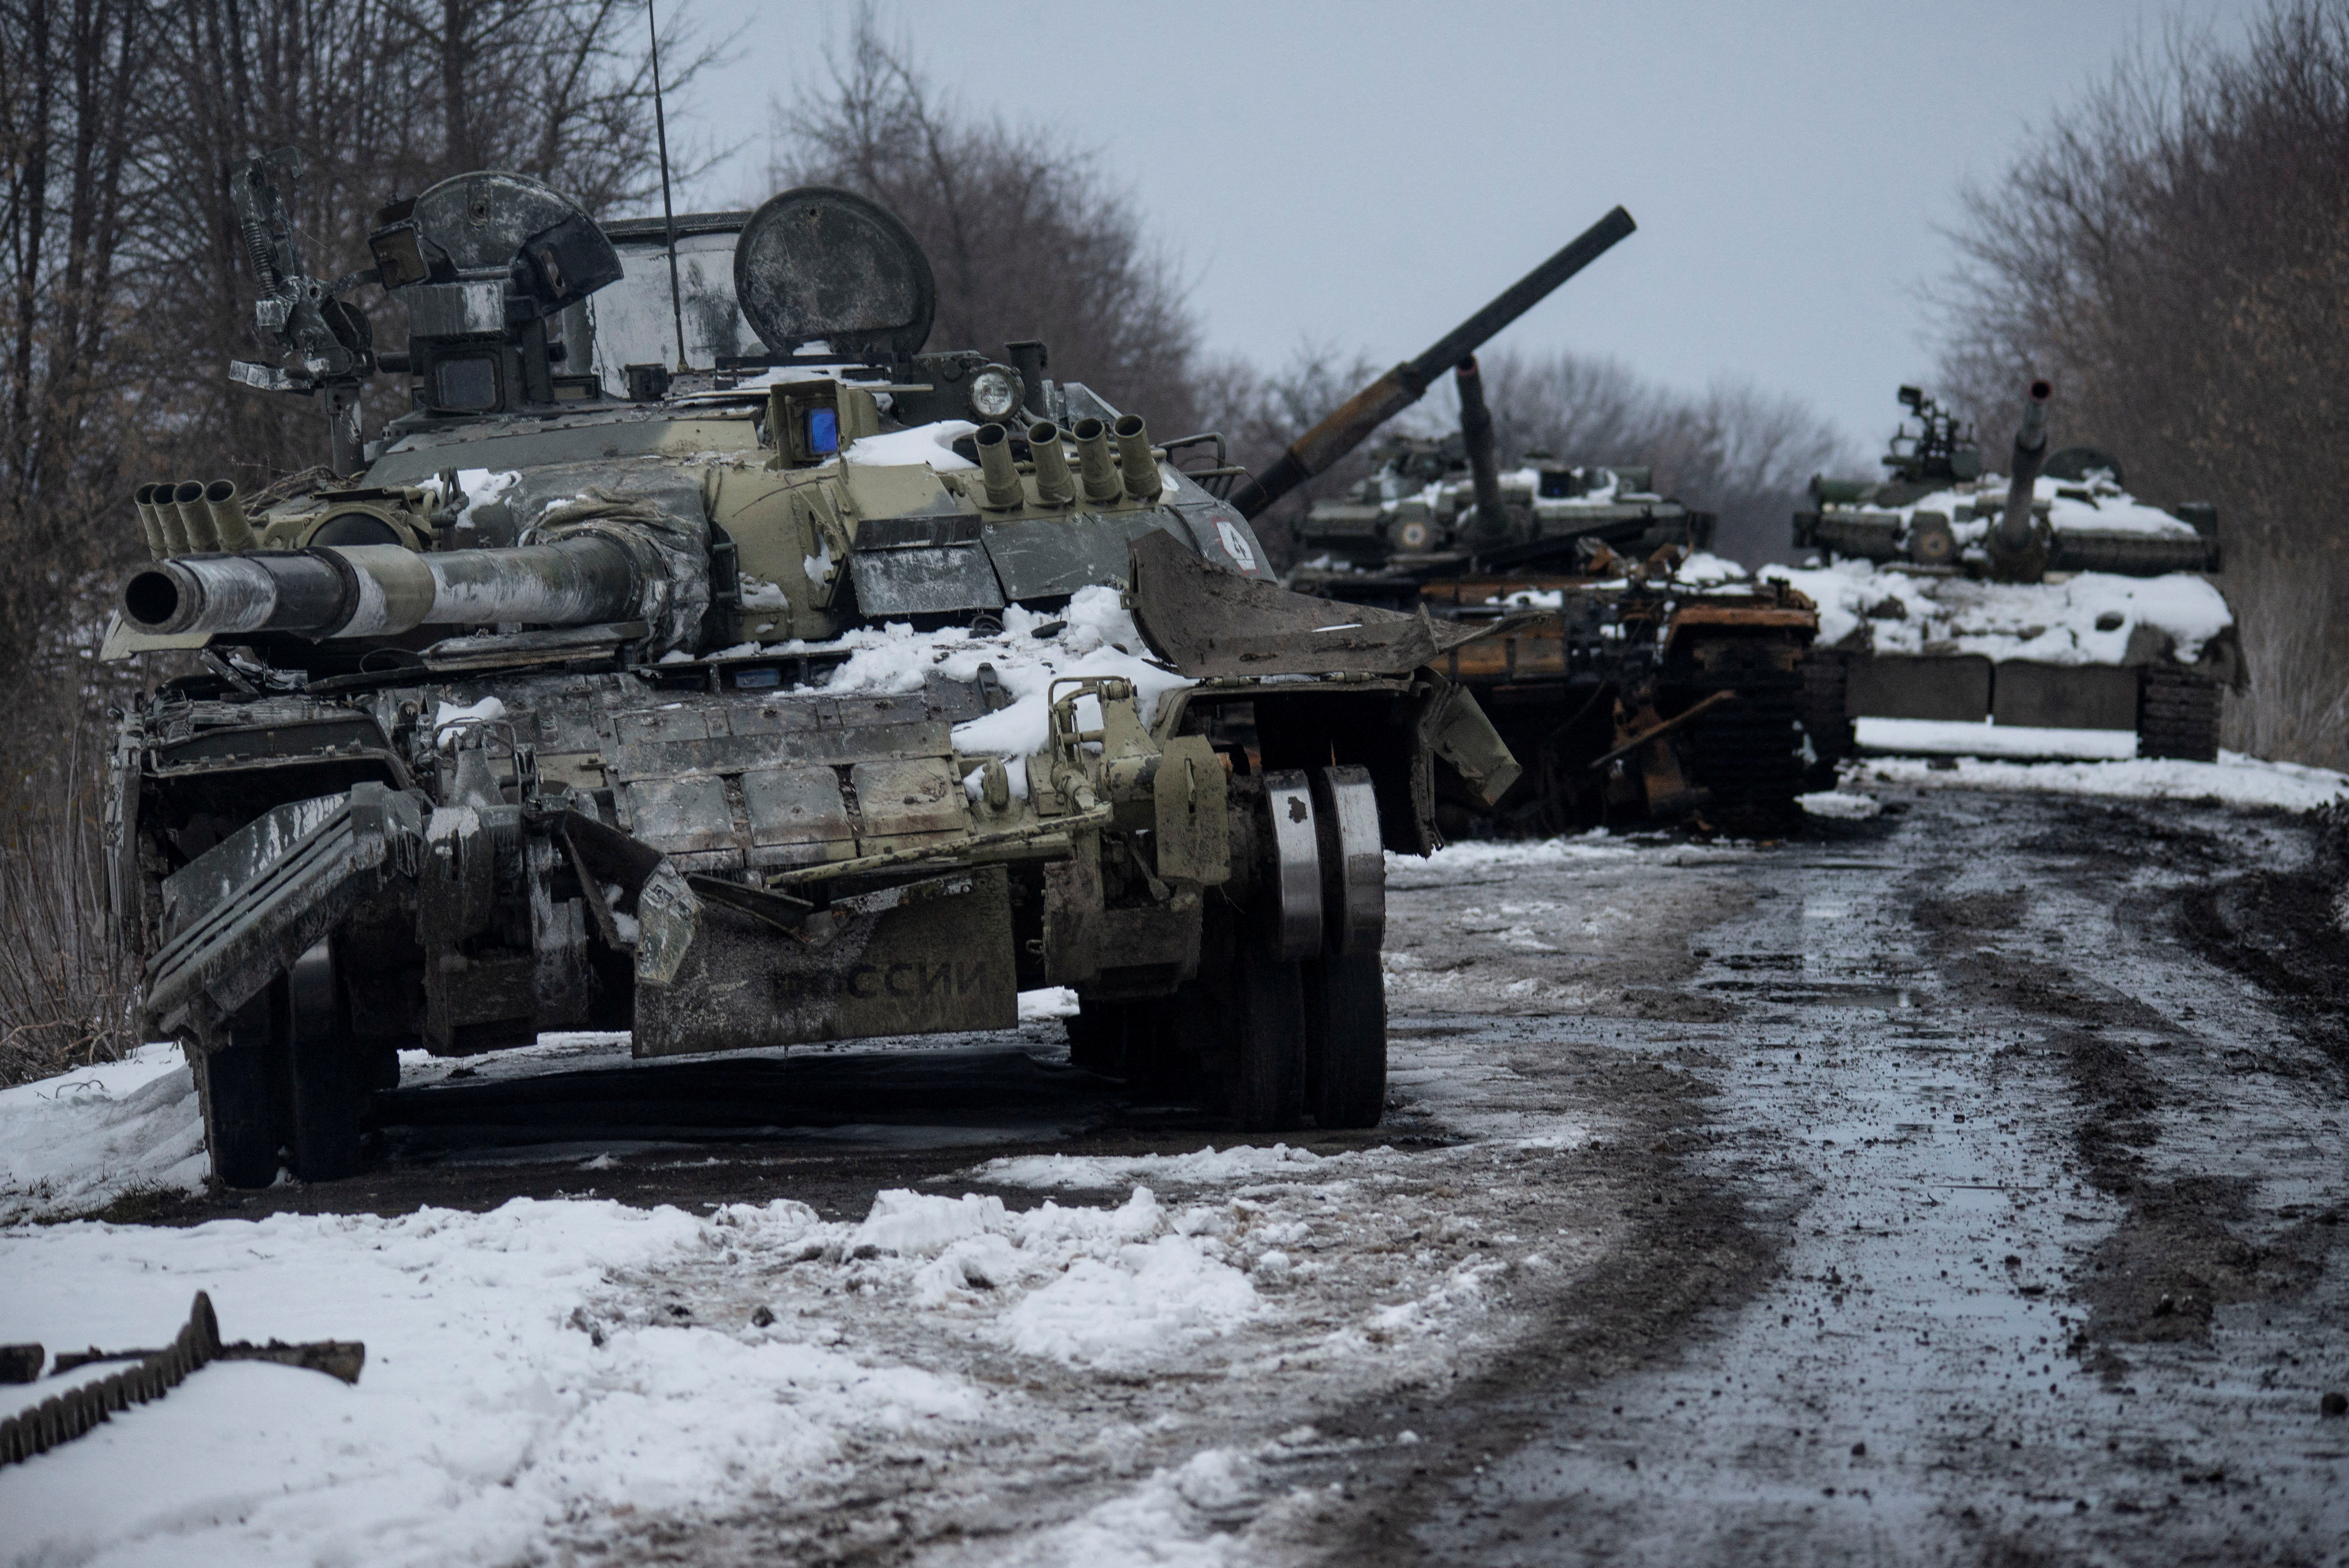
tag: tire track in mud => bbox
[1297,1052,1778,1566]
[1907,831,2330,1370]
[1319,792,2349,1568]
[1910,805,2338,1364]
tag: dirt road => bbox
[8,781,2346,1566]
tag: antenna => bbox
[649,1,687,373]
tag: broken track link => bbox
[0,1291,363,1467]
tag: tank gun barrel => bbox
[121,536,643,641]
[1991,378,2054,573]
[1454,357,1509,545]
[1227,205,1636,521]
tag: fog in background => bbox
[667,0,2264,458]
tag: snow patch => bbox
[1019,986,1080,1022]
[432,695,508,748]
[1857,750,2347,811]
[0,1043,206,1222]
[1799,791,1881,820]
[1006,1446,1264,1566]
[971,1142,1366,1191]
[451,467,519,532]
[840,419,978,472]
[771,586,1191,791]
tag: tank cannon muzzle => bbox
[1990,377,2055,580]
[1228,205,1636,521]
[1454,357,1513,551]
[121,536,641,641]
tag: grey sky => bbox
[662,0,2259,454]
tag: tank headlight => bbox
[967,367,1022,421]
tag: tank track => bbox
[1680,671,1809,823]
[1799,650,1855,786]
[2138,665,2222,762]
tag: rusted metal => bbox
[1587,689,1740,773]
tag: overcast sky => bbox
[661,0,2259,454]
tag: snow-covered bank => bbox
[970,1141,1382,1191]
[1850,749,2347,811]
[0,1044,205,1224]
[1855,716,2140,761]
[1385,827,1748,892]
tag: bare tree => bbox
[771,10,1207,435]
[1935,0,2349,766]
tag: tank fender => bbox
[1425,674,1523,808]
[142,783,427,1044]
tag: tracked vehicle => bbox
[101,158,1606,1182]
[1782,383,2240,765]
[1281,355,1821,831]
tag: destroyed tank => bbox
[1279,353,1823,831]
[1782,383,2240,764]
[1286,437,1708,607]
[101,156,1569,1184]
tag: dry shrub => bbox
[2223,555,2349,768]
[0,677,138,1086]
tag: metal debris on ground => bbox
[0,1291,363,1467]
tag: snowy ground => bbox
[0,1045,206,1224]
[0,977,1625,1565]
[7,774,2345,1564]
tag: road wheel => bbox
[2139,665,2221,762]
[193,988,291,1189]
[1227,939,1306,1133]
[284,939,386,1182]
[1304,950,1387,1128]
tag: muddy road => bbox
[22,782,2349,1566]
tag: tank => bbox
[99,157,1587,1184]
[1283,356,1823,832]
[1781,382,2239,765]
